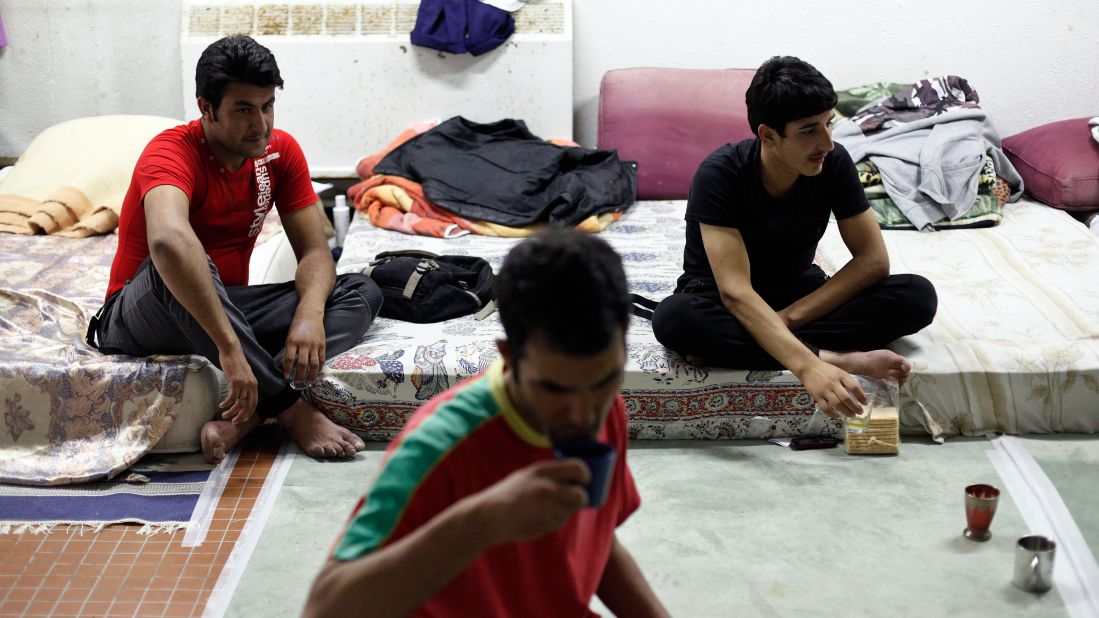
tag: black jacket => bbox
[373,116,637,227]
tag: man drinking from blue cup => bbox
[305,230,668,618]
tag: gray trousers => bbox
[86,257,383,419]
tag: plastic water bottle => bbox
[333,194,351,248]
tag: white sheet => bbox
[818,197,1099,438]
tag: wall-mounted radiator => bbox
[181,1,573,177]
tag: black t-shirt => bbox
[678,139,868,292]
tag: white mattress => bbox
[318,197,1099,441]
[817,197,1099,438]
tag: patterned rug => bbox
[0,452,224,535]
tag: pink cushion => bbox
[1003,118,1099,211]
[598,68,756,200]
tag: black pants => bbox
[651,266,937,369]
[86,257,383,419]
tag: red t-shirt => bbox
[332,362,641,617]
[105,119,318,299]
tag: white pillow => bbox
[249,227,300,284]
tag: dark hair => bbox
[745,56,837,137]
[496,229,630,361]
[195,36,284,113]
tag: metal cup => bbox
[963,483,1000,542]
[1013,535,1056,593]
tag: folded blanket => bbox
[850,75,981,134]
[356,174,477,238]
[355,174,621,238]
[858,156,1009,230]
[0,115,180,237]
[0,186,119,237]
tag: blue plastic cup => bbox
[553,438,617,508]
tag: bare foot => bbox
[277,400,366,459]
[201,414,260,465]
[822,349,912,383]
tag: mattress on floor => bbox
[318,201,840,440]
[0,216,290,484]
[817,196,1099,439]
[0,233,217,485]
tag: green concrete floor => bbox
[1019,435,1099,561]
[224,435,1098,617]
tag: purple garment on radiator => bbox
[411,0,514,56]
[0,9,8,47]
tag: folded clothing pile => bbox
[348,116,637,238]
[833,77,1023,231]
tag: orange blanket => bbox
[354,175,621,238]
[0,187,118,237]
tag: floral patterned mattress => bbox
[817,197,1099,439]
[318,201,839,441]
[0,217,288,485]
[0,234,213,485]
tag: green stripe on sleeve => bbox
[333,376,498,561]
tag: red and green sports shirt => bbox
[106,119,318,300]
[332,361,640,617]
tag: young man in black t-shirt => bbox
[652,56,937,419]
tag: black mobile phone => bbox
[789,435,838,450]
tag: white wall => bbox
[0,0,185,156]
[3,0,1098,168]
[573,0,1099,148]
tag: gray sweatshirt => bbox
[834,108,1024,231]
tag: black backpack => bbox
[363,250,496,323]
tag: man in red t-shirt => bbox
[304,232,668,618]
[86,36,383,462]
